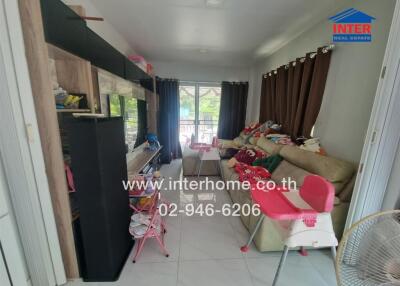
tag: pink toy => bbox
[240,175,337,286]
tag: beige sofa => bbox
[221,135,356,252]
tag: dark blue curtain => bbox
[134,99,147,148]
[217,81,248,139]
[156,78,182,163]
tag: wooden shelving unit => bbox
[19,0,160,280]
[48,44,95,113]
[57,109,91,113]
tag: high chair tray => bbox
[251,187,317,221]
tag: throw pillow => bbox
[252,154,284,173]
[234,148,265,165]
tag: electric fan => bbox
[336,210,400,286]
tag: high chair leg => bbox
[241,215,264,252]
[272,246,289,286]
[133,237,146,263]
[331,246,337,259]
[155,234,169,257]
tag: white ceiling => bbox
[90,0,347,67]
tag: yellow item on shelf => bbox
[64,94,83,107]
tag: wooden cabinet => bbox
[40,0,87,59]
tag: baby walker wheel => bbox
[132,260,136,263]
[165,254,170,258]
[240,245,249,253]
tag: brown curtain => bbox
[258,46,332,138]
[302,48,332,136]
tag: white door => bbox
[0,250,12,286]
[0,157,29,286]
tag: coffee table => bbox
[197,147,221,177]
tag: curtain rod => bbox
[263,44,335,77]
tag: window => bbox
[179,83,221,146]
[109,94,138,151]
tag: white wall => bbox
[62,0,135,56]
[151,60,250,83]
[248,0,395,163]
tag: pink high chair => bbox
[241,175,338,286]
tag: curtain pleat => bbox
[217,81,248,139]
[276,66,287,130]
[284,63,294,133]
[157,78,182,163]
[302,48,332,136]
[289,58,304,134]
[292,53,315,138]
[270,73,276,122]
[259,76,268,123]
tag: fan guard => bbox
[336,210,400,286]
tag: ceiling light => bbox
[205,0,224,8]
[199,48,208,54]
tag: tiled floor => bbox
[67,160,337,286]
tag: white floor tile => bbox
[180,215,243,260]
[307,250,337,285]
[228,215,283,259]
[110,262,178,286]
[178,259,253,286]
[246,252,330,286]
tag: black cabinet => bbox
[68,117,132,281]
[87,28,125,78]
[124,58,150,83]
[40,0,87,59]
[40,0,152,82]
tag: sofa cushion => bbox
[279,145,355,194]
[219,139,238,149]
[271,160,311,189]
[221,160,239,181]
[338,175,356,202]
[233,137,246,147]
[249,136,259,145]
[256,136,283,154]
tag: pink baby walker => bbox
[129,176,169,263]
[241,175,338,286]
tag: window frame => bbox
[179,81,221,143]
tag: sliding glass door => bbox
[179,83,221,146]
